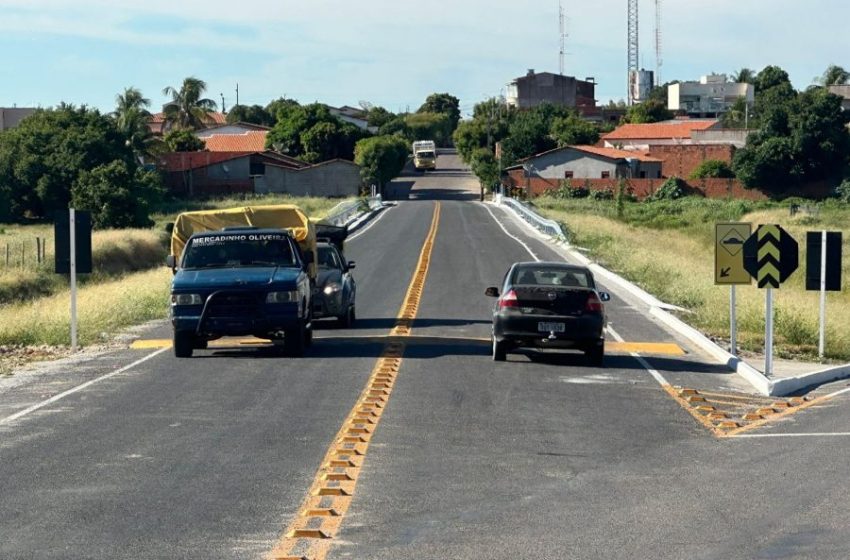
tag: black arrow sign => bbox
[721,267,731,278]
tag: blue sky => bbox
[1,0,846,116]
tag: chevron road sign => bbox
[743,225,799,288]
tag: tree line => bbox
[0,77,463,227]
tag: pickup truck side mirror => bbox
[599,291,611,302]
[166,254,176,274]
[347,261,356,270]
[484,287,500,297]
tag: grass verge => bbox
[534,197,850,361]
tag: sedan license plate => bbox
[538,322,565,333]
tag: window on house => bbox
[564,171,574,179]
[601,171,611,179]
[249,162,266,175]
[639,171,647,178]
[657,170,662,178]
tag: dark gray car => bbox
[485,262,610,365]
[312,242,356,327]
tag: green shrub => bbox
[646,177,686,202]
[835,179,850,202]
[590,188,614,201]
[689,159,735,179]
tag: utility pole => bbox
[220,93,226,114]
[235,83,239,107]
[559,2,567,76]
[655,0,662,86]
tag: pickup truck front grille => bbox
[204,291,262,319]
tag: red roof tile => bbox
[572,145,661,162]
[159,151,253,173]
[602,120,718,141]
[203,131,268,152]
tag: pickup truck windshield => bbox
[182,233,297,269]
[416,151,435,159]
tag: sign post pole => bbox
[819,230,827,360]
[729,285,737,356]
[69,208,78,353]
[764,287,774,377]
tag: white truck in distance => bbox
[412,140,437,172]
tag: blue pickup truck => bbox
[167,228,314,358]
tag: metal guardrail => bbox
[322,199,364,226]
[367,194,382,210]
[501,197,567,241]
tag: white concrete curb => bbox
[492,198,850,396]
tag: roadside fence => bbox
[2,237,49,270]
[500,197,568,241]
[322,199,364,227]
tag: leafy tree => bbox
[730,68,756,84]
[266,103,339,156]
[0,104,134,219]
[550,113,599,146]
[71,160,163,228]
[404,112,452,146]
[366,106,394,128]
[818,64,850,86]
[300,121,366,162]
[469,148,500,191]
[720,96,751,128]
[499,105,562,166]
[453,119,489,162]
[354,135,409,192]
[164,129,205,152]
[624,99,673,123]
[265,97,300,124]
[418,93,461,132]
[646,176,686,201]
[111,87,158,161]
[689,159,735,179]
[225,104,273,126]
[162,76,217,130]
[378,116,411,139]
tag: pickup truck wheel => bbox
[284,320,307,357]
[192,338,208,350]
[174,331,194,358]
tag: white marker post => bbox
[69,208,78,353]
[764,287,774,377]
[729,285,737,356]
[819,230,827,360]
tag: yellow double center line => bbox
[268,202,440,560]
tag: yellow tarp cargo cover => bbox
[171,205,317,277]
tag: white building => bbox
[668,74,754,117]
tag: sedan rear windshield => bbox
[512,267,593,288]
[182,233,297,269]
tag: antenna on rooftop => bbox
[627,0,639,105]
[559,1,567,75]
[655,0,662,86]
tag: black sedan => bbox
[312,242,357,327]
[485,262,610,365]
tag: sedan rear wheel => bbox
[585,346,604,367]
[492,336,507,362]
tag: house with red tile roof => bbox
[601,119,719,151]
[202,131,269,152]
[505,144,662,182]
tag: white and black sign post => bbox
[806,231,842,361]
[69,208,78,352]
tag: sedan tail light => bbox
[585,292,604,313]
[498,289,519,309]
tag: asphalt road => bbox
[1,151,849,559]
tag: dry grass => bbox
[537,199,850,361]
[0,267,172,347]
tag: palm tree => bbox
[161,77,217,130]
[112,87,158,162]
[730,68,755,84]
[818,64,850,86]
